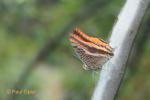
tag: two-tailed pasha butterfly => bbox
[69,28,113,70]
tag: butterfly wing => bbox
[73,46,109,70]
[69,28,113,70]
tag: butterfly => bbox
[69,28,114,70]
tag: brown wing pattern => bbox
[74,46,108,70]
[69,28,113,70]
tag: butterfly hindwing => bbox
[73,46,109,70]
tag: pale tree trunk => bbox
[92,0,150,100]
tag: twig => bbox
[92,0,150,100]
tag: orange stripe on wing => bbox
[73,28,106,46]
[69,37,86,50]
[69,33,113,56]
[73,28,113,52]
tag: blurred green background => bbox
[0,0,150,100]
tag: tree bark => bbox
[92,0,150,100]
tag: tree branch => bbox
[92,0,150,100]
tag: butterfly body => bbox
[69,28,113,70]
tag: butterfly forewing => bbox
[69,28,113,70]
